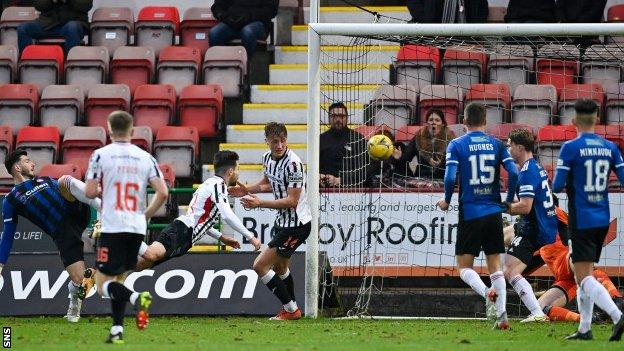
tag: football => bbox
[367,134,394,161]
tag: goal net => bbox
[306,23,624,318]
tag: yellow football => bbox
[367,134,394,161]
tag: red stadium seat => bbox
[136,6,180,57]
[354,125,380,139]
[605,82,624,125]
[465,83,511,125]
[154,126,199,178]
[370,84,418,128]
[89,7,134,57]
[181,7,218,56]
[149,163,178,218]
[62,126,107,173]
[558,84,604,124]
[603,124,624,153]
[39,84,84,136]
[0,125,13,165]
[39,163,84,180]
[488,45,533,96]
[419,85,463,125]
[0,164,12,187]
[536,44,580,92]
[203,46,247,98]
[157,46,202,96]
[132,84,176,136]
[85,84,131,131]
[0,83,38,135]
[178,85,223,138]
[607,4,624,22]
[158,163,176,187]
[447,123,467,138]
[0,7,37,48]
[65,46,110,95]
[394,45,440,91]
[442,46,488,91]
[131,125,153,152]
[0,44,17,84]
[511,84,557,129]
[19,45,63,92]
[16,126,60,173]
[537,125,577,169]
[487,123,534,141]
[582,45,624,90]
[110,46,155,94]
[395,125,424,143]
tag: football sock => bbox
[110,325,123,335]
[261,270,294,307]
[593,269,623,298]
[67,280,80,298]
[280,269,296,302]
[65,176,102,210]
[510,275,544,316]
[106,281,134,302]
[582,276,623,324]
[577,282,594,333]
[546,306,580,322]
[459,268,487,298]
[111,299,126,327]
[490,271,507,318]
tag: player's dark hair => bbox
[425,108,447,127]
[4,149,27,175]
[508,128,535,152]
[463,102,487,127]
[574,98,599,115]
[214,150,239,175]
[108,110,133,135]
[328,102,348,115]
[265,122,288,139]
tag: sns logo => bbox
[3,327,10,348]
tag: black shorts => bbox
[53,202,91,267]
[268,221,311,258]
[96,232,144,276]
[456,212,504,256]
[569,226,609,263]
[507,220,544,266]
[152,219,193,266]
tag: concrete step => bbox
[275,45,399,64]
[250,84,380,104]
[219,143,307,164]
[304,6,411,23]
[243,102,365,124]
[226,124,308,143]
[291,24,400,46]
[269,63,390,85]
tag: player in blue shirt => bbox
[503,128,557,323]
[552,99,624,341]
[0,149,101,323]
[438,103,518,330]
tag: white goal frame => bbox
[304,22,624,318]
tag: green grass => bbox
[0,316,620,350]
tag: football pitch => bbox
[0,316,621,350]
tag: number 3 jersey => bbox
[87,142,163,235]
[553,133,624,230]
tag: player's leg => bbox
[274,257,296,302]
[136,220,191,271]
[593,269,623,299]
[253,247,299,319]
[58,175,102,211]
[540,284,580,322]
[55,225,88,322]
[135,242,166,271]
[503,224,516,248]
[481,213,508,329]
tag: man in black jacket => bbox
[17,0,92,53]
[505,0,557,23]
[209,0,278,58]
[556,0,607,23]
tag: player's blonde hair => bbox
[108,110,133,136]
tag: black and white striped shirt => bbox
[262,148,312,228]
[177,176,227,243]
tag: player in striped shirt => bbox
[135,150,261,270]
[230,122,312,320]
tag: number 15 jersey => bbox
[87,142,163,234]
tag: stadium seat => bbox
[178,85,223,138]
[537,125,577,169]
[511,84,557,129]
[0,164,12,187]
[603,124,624,152]
[131,125,154,152]
[15,126,60,173]
[607,5,624,42]
[154,126,199,178]
[89,7,134,56]
[180,7,218,56]
[18,45,64,92]
[39,84,84,136]
[442,46,487,91]
[465,83,511,125]
[0,7,37,48]
[65,46,110,95]
[394,45,440,91]
[369,84,418,128]
[0,83,38,135]
[419,85,463,125]
[132,84,176,136]
[149,162,178,219]
[0,44,17,84]
[558,84,604,125]
[447,123,467,138]
[536,44,580,92]
[488,45,533,96]
[38,163,84,180]
[110,46,155,94]
[62,126,107,173]
[354,125,380,139]
[487,123,534,141]
[157,46,202,96]
[202,46,247,98]
[158,163,176,187]
[0,125,13,165]
[582,45,624,90]
[136,6,180,57]
[394,125,423,143]
[85,84,131,131]
[605,82,624,124]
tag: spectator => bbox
[17,0,92,54]
[319,102,370,188]
[407,0,488,23]
[391,109,454,180]
[210,0,278,59]
[556,0,607,23]
[505,0,557,23]
[407,0,444,23]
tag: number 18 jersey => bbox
[87,142,163,234]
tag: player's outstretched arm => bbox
[0,199,18,273]
[145,177,169,220]
[231,175,271,197]
[206,228,241,249]
[216,201,261,250]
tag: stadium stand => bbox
[0,164,12,187]
[39,84,84,136]
[89,7,134,56]
[157,46,202,96]
[511,84,557,129]
[0,44,17,84]
[0,125,13,165]
[369,84,418,128]
[487,122,535,141]
[582,44,624,89]
[15,126,61,173]
[131,125,154,152]
[136,6,180,57]
[178,84,223,138]
[0,6,37,49]
[605,82,624,124]
[61,126,106,173]
[38,163,84,180]
[488,45,533,96]
[65,46,110,95]
[202,46,247,98]
[180,7,218,56]
[536,44,580,92]
[394,125,423,143]
[394,45,440,91]
[536,124,578,169]
[442,46,488,91]
[132,84,177,136]
[0,83,38,135]
[154,126,199,178]
[558,84,604,125]
[85,84,131,131]
[18,45,64,93]
[110,46,155,94]
[464,83,511,125]
[419,84,463,125]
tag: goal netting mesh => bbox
[313,24,624,318]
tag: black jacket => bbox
[556,0,606,23]
[407,0,488,23]
[33,0,92,30]
[211,0,279,31]
[319,128,372,187]
[505,0,557,23]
